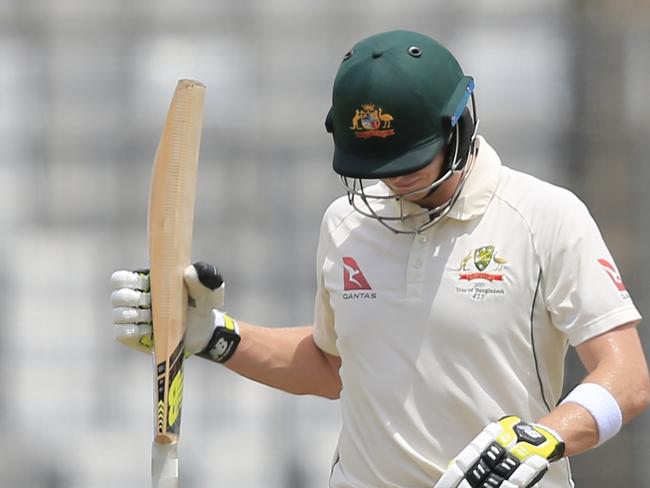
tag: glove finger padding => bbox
[112,306,152,324]
[111,269,153,354]
[184,261,225,312]
[111,288,151,308]
[435,416,565,488]
[115,323,154,353]
[110,269,150,291]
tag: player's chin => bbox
[396,188,429,202]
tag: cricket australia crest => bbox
[455,245,508,301]
[474,245,495,272]
[350,104,395,139]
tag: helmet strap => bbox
[420,107,475,201]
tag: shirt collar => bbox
[447,136,502,221]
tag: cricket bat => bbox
[148,79,206,488]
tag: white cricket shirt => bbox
[313,137,641,488]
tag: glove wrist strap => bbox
[196,310,240,364]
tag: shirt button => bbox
[419,234,428,243]
[413,258,423,269]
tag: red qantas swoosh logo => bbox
[342,257,372,291]
[598,258,626,291]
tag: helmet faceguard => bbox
[326,30,480,234]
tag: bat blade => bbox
[148,79,206,488]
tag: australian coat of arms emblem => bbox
[350,104,395,139]
[458,245,508,282]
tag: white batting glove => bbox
[111,269,154,353]
[435,416,565,488]
[111,262,240,362]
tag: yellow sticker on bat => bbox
[168,369,184,427]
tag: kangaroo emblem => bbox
[350,109,366,130]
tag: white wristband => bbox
[560,382,622,446]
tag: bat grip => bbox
[152,440,179,488]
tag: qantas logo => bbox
[598,258,626,292]
[343,257,371,290]
[342,257,376,300]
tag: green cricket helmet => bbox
[325,30,479,233]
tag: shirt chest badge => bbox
[455,245,508,301]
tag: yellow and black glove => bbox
[435,416,565,488]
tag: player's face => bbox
[383,150,460,209]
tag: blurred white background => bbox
[1,0,649,486]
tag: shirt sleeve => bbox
[312,212,339,356]
[540,190,641,346]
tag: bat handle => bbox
[152,440,179,488]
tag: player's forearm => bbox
[224,322,342,399]
[537,357,650,457]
